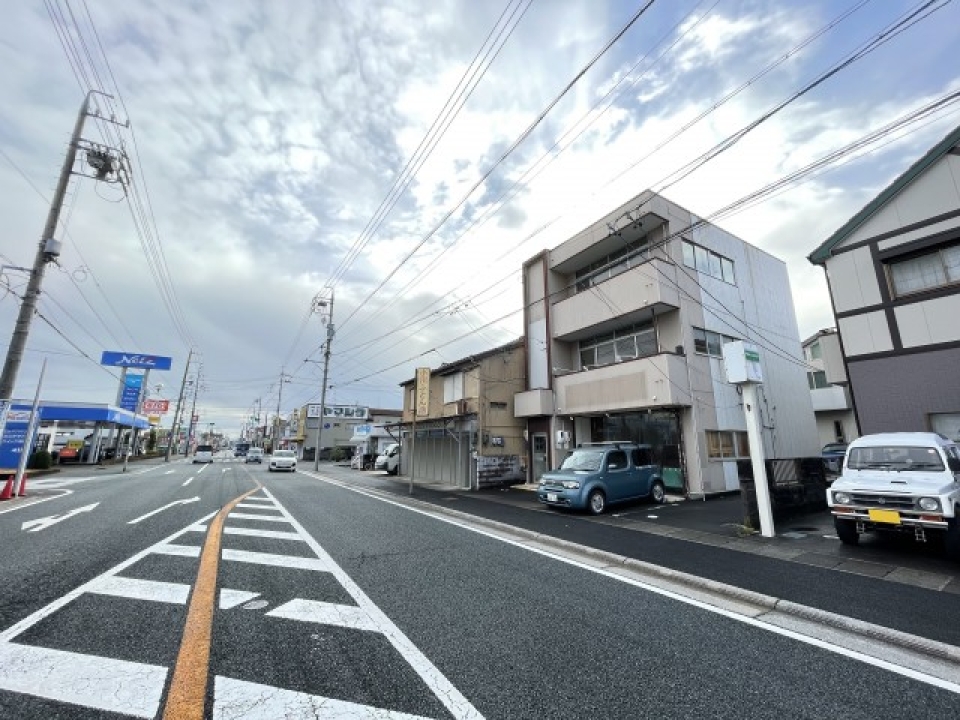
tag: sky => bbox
[1,0,958,438]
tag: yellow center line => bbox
[162,481,262,720]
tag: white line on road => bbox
[221,548,328,571]
[227,512,290,523]
[262,487,484,719]
[0,643,167,719]
[182,475,194,486]
[222,526,304,541]
[303,472,960,696]
[21,502,99,532]
[0,489,72,515]
[152,543,201,558]
[213,676,434,720]
[127,497,200,525]
[89,576,191,604]
[266,599,377,632]
[165,470,175,475]
[219,589,260,609]
[235,502,281,511]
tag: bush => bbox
[29,450,53,470]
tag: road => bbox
[0,453,958,718]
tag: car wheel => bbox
[649,480,665,504]
[945,517,960,561]
[587,489,606,515]
[268,467,273,472]
[834,517,859,545]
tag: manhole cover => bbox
[242,600,269,610]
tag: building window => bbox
[574,238,650,292]
[692,327,736,358]
[806,341,822,360]
[579,321,657,369]
[489,401,508,410]
[682,240,736,285]
[887,242,960,296]
[443,373,464,403]
[807,370,828,389]
[706,430,750,459]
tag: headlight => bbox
[561,480,581,489]
[918,497,940,511]
[833,492,852,505]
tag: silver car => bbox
[269,449,297,472]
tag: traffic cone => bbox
[16,474,27,497]
[0,475,14,501]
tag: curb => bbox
[376,486,960,666]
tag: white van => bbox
[193,444,214,464]
[375,443,400,475]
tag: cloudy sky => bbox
[1,0,958,437]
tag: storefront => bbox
[587,409,686,493]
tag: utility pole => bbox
[184,366,202,456]
[312,288,334,471]
[254,397,262,447]
[273,370,290,452]
[165,348,193,462]
[0,90,124,399]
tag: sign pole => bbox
[15,359,46,495]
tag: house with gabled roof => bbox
[808,123,960,440]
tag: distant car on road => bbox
[245,447,263,464]
[269,449,297,472]
[193,444,214,464]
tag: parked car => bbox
[245,447,264,464]
[269,449,297,472]
[193,444,214,464]
[538,443,665,514]
[821,442,848,474]
[827,432,960,559]
[374,443,400,475]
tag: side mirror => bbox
[947,457,960,473]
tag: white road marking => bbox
[182,475,195,486]
[20,502,99,532]
[227,512,290,523]
[222,526,305,541]
[221,548,328,571]
[213,676,434,720]
[0,642,167,719]
[127,497,201,525]
[242,496,274,504]
[165,470,175,475]
[262,487,484,719]
[219,589,260,609]
[89,576,190,604]
[266,599,377,632]
[304,472,960,696]
[153,543,202,558]
[235,502,281,510]
[0,488,72,515]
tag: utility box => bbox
[722,340,763,384]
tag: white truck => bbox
[827,432,960,560]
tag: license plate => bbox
[546,493,558,502]
[868,508,901,524]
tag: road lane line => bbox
[213,676,434,720]
[220,548,328,571]
[234,503,281,511]
[128,497,201,525]
[265,599,377,631]
[154,543,202,558]
[162,484,260,720]
[225,512,289,522]
[182,476,194,486]
[219,589,259,609]
[89,576,191,604]
[0,643,167,719]
[0,488,72,514]
[222,526,304,541]
[261,487,484,720]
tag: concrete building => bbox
[514,190,819,496]
[296,405,401,460]
[398,339,526,489]
[801,328,858,448]
[808,123,960,441]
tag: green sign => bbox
[744,349,760,362]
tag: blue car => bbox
[821,442,848,475]
[538,443,665,514]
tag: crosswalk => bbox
[0,487,483,719]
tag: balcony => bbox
[551,258,680,341]
[554,353,690,414]
[810,385,851,412]
[514,389,554,418]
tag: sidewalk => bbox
[365,472,960,595]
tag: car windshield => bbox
[559,450,604,472]
[847,445,944,471]
[274,450,295,457]
[822,444,846,453]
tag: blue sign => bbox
[101,351,173,371]
[120,373,144,412]
[0,406,38,470]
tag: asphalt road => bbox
[0,456,957,718]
